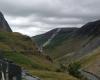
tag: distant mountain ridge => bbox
[33,27,78,48]
[33,20,100,56]
[0,12,12,32]
[33,20,100,77]
[75,20,100,36]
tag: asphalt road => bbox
[80,70,100,80]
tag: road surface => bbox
[80,70,100,80]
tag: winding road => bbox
[80,70,100,80]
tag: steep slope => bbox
[33,20,100,78]
[0,32,80,80]
[0,12,12,32]
[33,28,78,50]
[33,28,58,47]
[56,20,100,63]
[76,20,100,36]
[43,28,61,47]
[79,47,100,77]
[33,20,100,63]
[0,12,79,80]
[0,32,56,70]
[0,12,55,71]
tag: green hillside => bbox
[33,28,78,48]
[79,47,100,77]
[33,21,100,62]
[33,28,79,58]
[0,32,78,80]
[33,20,100,78]
[0,32,57,70]
[33,28,58,47]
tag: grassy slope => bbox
[5,52,77,80]
[33,25,100,78]
[44,29,74,50]
[34,28,93,66]
[0,32,58,71]
[78,47,100,76]
[5,51,78,80]
[79,47,100,66]
[33,28,57,47]
[30,70,78,80]
[33,28,78,54]
[34,30,99,68]
[45,33,100,67]
[56,35,99,65]
[45,35,92,59]
[0,32,78,80]
[33,34,49,47]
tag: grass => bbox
[78,47,100,67]
[3,51,58,71]
[0,32,58,71]
[0,32,79,80]
[3,52,34,68]
[29,69,79,80]
[3,52,78,80]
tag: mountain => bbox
[0,12,79,80]
[33,20,100,77]
[0,12,12,32]
[33,20,100,58]
[33,27,78,49]
[76,20,100,36]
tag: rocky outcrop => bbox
[0,12,12,32]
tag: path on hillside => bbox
[80,70,100,80]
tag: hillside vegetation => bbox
[0,32,58,70]
[0,32,78,80]
[33,20,100,61]
[79,47,100,77]
[33,20,100,78]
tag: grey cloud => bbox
[0,0,100,36]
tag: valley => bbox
[0,11,100,80]
[0,12,79,80]
[33,20,100,79]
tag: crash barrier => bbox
[0,58,22,80]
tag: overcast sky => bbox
[0,0,100,36]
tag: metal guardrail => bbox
[0,58,22,80]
